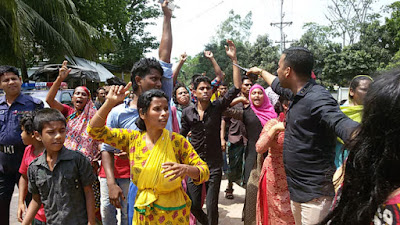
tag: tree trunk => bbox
[20,56,28,82]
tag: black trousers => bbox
[0,172,20,225]
[187,166,222,225]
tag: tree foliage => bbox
[0,0,99,80]
[326,0,375,47]
[291,23,341,86]
[73,0,161,71]
[212,10,253,43]
[288,1,400,88]
[178,10,279,87]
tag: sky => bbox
[145,0,396,62]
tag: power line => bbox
[270,0,294,52]
[186,1,224,23]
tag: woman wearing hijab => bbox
[224,83,277,225]
[46,61,102,220]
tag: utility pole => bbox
[270,0,293,52]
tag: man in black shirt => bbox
[247,47,359,225]
[180,40,241,225]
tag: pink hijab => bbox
[249,84,277,126]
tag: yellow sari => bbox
[134,129,188,213]
[87,125,210,225]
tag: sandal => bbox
[225,189,234,199]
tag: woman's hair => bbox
[319,69,400,225]
[349,75,374,100]
[20,112,36,134]
[135,89,168,131]
[274,95,290,115]
[172,82,187,105]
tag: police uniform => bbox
[0,93,43,223]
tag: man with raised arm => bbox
[99,1,174,225]
[247,47,359,225]
[180,40,241,225]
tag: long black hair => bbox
[135,89,168,131]
[319,70,400,224]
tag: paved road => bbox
[10,178,245,225]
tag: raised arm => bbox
[225,40,241,89]
[89,83,131,128]
[204,50,223,82]
[46,60,71,112]
[247,66,276,86]
[88,83,139,153]
[158,0,173,63]
[173,53,187,85]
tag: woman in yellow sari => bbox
[88,83,210,225]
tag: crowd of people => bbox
[0,1,400,225]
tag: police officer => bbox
[0,66,43,225]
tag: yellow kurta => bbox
[87,125,209,225]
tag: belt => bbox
[0,145,16,154]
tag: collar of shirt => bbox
[193,100,215,114]
[0,93,28,105]
[295,79,316,97]
[0,95,5,104]
[33,147,75,170]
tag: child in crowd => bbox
[17,112,46,224]
[21,108,96,225]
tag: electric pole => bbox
[270,0,293,52]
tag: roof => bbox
[30,64,100,82]
[71,57,115,82]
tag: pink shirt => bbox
[19,145,46,222]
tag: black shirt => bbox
[225,102,247,145]
[271,78,359,203]
[224,105,263,184]
[28,147,96,225]
[180,87,240,168]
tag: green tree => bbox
[179,10,253,86]
[249,34,280,72]
[291,23,341,86]
[382,1,400,70]
[0,0,99,81]
[322,47,380,86]
[326,0,375,47]
[73,0,161,71]
[384,1,400,55]
[212,10,253,43]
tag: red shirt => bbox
[19,145,46,222]
[99,155,130,179]
[61,104,75,118]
